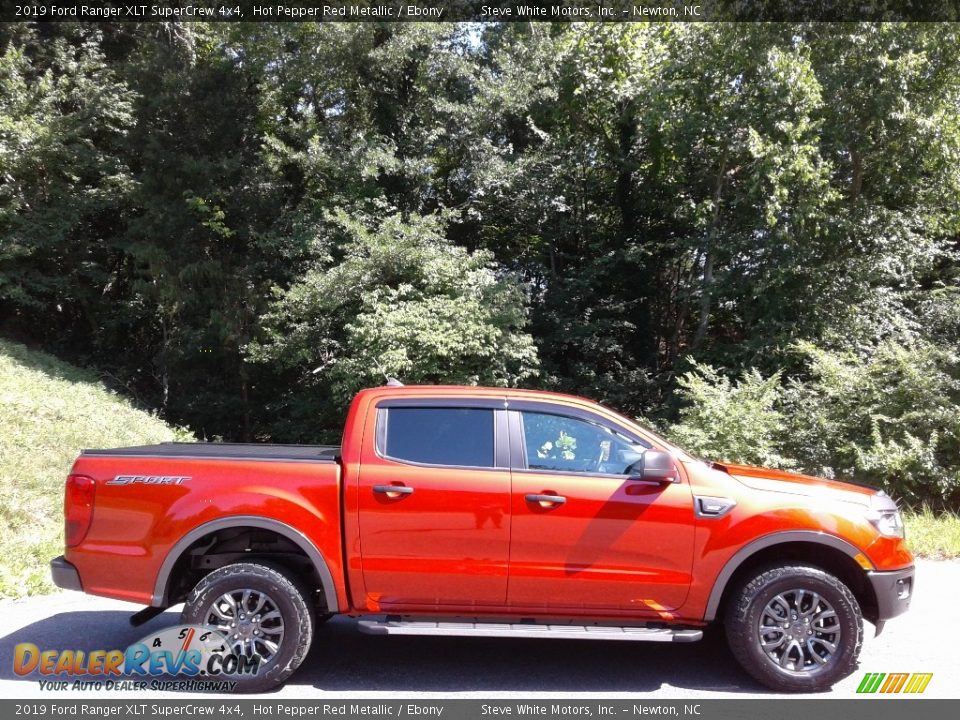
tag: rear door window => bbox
[382,407,495,468]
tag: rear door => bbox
[356,399,511,610]
[506,403,695,616]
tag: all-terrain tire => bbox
[181,562,314,693]
[724,565,863,692]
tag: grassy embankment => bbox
[0,339,188,599]
[903,508,960,560]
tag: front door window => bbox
[521,411,648,476]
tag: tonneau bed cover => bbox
[81,441,340,462]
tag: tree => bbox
[248,211,538,441]
[0,24,134,343]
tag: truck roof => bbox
[356,384,600,405]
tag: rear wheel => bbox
[182,562,314,692]
[725,565,863,692]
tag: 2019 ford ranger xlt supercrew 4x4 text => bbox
[52,384,913,692]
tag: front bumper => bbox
[867,565,914,620]
[50,555,83,592]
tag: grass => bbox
[904,508,960,560]
[0,339,189,599]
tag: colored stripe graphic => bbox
[903,673,933,694]
[858,673,886,693]
[857,672,932,694]
[880,673,908,693]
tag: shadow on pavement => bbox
[296,618,760,694]
[0,609,180,683]
[0,611,761,694]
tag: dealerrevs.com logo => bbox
[13,625,260,692]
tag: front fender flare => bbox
[703,530,864,621]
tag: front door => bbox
[506,406,695,616]
[356,402,511,610]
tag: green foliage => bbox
[783,340,960,508]
[250,211,538,426]
[668,340,960,508]
[0,25,134,308]
[668,363,793,469]
[0,340,191,598]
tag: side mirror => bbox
[628,450,679,483]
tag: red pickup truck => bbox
[52,384,913,692]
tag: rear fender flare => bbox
[152,515,339,612]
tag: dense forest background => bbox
[1,22,958,508]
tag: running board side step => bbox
[357,619,703,643]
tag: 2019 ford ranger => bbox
[51,384,914,692]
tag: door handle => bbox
[525,493,566,505]
[373,485,414,496]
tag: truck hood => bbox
[712,461,878,506]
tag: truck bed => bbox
[81,441,340,462]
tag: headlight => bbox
[867,492,905,538]
[868,509,905,538]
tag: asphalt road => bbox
[1,559,955,700]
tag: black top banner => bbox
[2,0,959,23]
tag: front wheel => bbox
[725,565,863,692]
[181,562,315,692]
